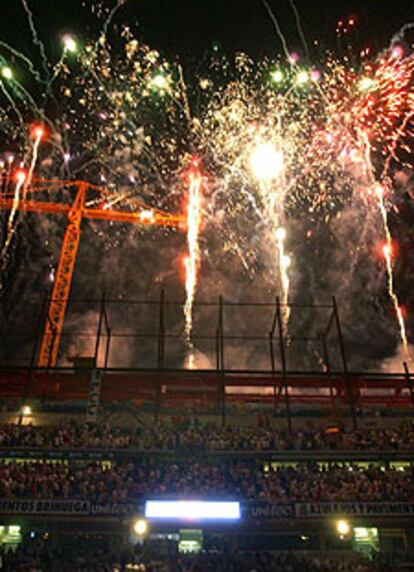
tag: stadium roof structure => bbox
[1,294,413,430]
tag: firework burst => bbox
[0,10,413,368]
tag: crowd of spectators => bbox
[0,423,410,570]
[0,457,413,503]
[0,537,397,572]
[1,419,414,452]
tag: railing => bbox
[3,295,414,429]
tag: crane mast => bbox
[0,177,184,367]
[38,184,86,367]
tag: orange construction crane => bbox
[0,177,185,367]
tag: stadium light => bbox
[132,518,148,537]
[21,405,32,416]
[336,519,352,538]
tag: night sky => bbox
[2,1,414,62]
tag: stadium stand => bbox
[1,420,414,451]
[0,417,413,569]
[0,458,413,502]
[0,535,400,571]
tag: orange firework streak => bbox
[360,131,409,353]
[0,177,185,367]
[184,161,202,352]
[0,171,27,263]
[375,185,408,352]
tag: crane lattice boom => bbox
[0,177,185,367]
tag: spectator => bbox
[0,536,397,572]
[1,420,414,452]
[0,458,412,503]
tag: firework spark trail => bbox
[1,129,42,270]
[288,0,310,60]
[184,162,202,365]
[261,178,291,332]
[360,132,408,351]
[24,127,43,199]
[177,64,193,126]
[102,0,128,35]
[261,0,290,60]
[20,0,50,79]
[13,80,48,120]
[48,53,70,88]
[375,184,408,352]
[275,226,291,329]
[382,111,414,179]
[1,171,26,268]
[0,80,24,126]
[250,137,292,331]
[0,52,54,128]
[0,42,43,83]
[390,23,414,46]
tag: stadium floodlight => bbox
[145,500,241,521]
[132,518,148,537]
[336,519,352,537]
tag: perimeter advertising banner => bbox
[294,502,414,517]
[0,500,140,517]
[248,501,414,519]
[0,499,413,519]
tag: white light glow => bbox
[133,519,148,536]
[62,34,78,54]
[296,70,309,85]
[336,519,351,536]
[1,66,13,80]
[281,255,291,269]
[275,227,287,241]
[140,209,155,222]
[358,77,376,92]
[145,500,241,521]
[151,74,169,90]
[250,143,284,181]
[15,170,27,184]
[271,69,284,83]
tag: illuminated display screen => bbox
[145,501,241,521]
